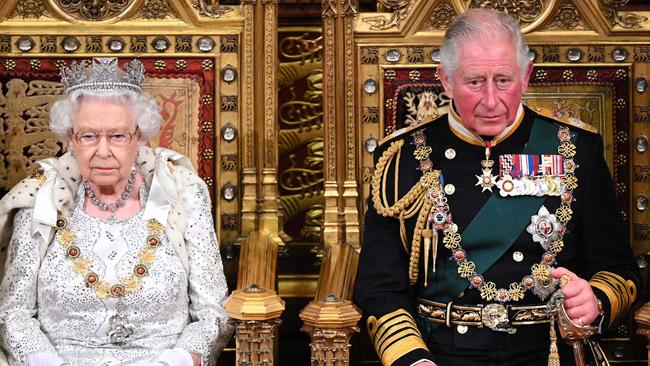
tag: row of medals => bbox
[475,157,564,197]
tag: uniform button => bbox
[513,251,524,262]
[445,148,456,160]
[444,184,455,195]
[457,325,468,334]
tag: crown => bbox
[60,57,145,94]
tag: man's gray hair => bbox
[49,89,162,144]
[439,9,530,79]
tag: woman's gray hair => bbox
[49,89,162,143]
[439,9,530,80]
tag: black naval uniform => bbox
[354,105,640,366]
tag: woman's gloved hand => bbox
[27,351,66,366]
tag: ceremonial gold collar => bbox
[448,103,525,147]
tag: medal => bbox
[109,300,134,344]
[476,143,497,193]
[526,205,563,250]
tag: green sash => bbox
[422,118,564,304]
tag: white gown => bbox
[0,182,230,366]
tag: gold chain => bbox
[55,214,164,299]
[371,125,577,298]
[440,126,577,302]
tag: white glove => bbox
[152,349,194,366]
[27,351,66,366]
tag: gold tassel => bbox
[548,316,560,366]
[422,228,432,287]
[430,229,438,274]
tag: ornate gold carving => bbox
[85,36,102,52]
[588,46,605,62]
[543,1,591,30]
[0,36,10,53]
[221,35,238,53]
[300,298,361,366]
[301,205,324,241]
[362,0,412,30]
[424,1,457,30]
[226,281,284,365]
[48,0,135,21]
[599,0,647,29]
[278,72,322,128]
[130,36,147,52]
[276,41,322,245]
[635,166,650,182]
[634,106,649,123]
[322,0,337,17]
[362,167,374,182]
[468,0,545,23]
[634,45,650,63]
[221,213,239,230]
[15,0,46,18]
[243,5,254,168]
[344,15,356,181]
[407,47,424,63]
[40,36,57,52]
[221,154,238,171]
[220,96,238,112]
[191,0,233,18]
[634,302,650,363]
[634,223,650,240]
[279,33,322,64]
[360,47,378,64]
[323,17,336,180]
[141,0,170,19]
[0,78,64,190]
[543,45,560,62]
[175,36,192,52]
[263,3,277,169]
[280,140,323,194]
[362,107,379,124]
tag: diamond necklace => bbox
[83,167,137,222]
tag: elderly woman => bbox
[0,58,231,366]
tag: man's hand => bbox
[551,267,600,325]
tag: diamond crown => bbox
[60,57,145,94]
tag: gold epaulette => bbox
[367,309,429,365]
[378,109,447,148]
[531,106,598,133]
[589,271,637,327]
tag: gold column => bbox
[301,1,362,364]
[240,0,258,236]
[300,295,362,366]
[227,1,283,363]
[226,284,285,366]
[240,0,282,243]
[225,230,285,365]
[635,302,650,364]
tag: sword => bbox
[546,275,598,366]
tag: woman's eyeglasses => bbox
[72,127,139,147]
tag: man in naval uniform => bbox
[354,8,640,366]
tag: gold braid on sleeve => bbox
[370,139,441,285]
